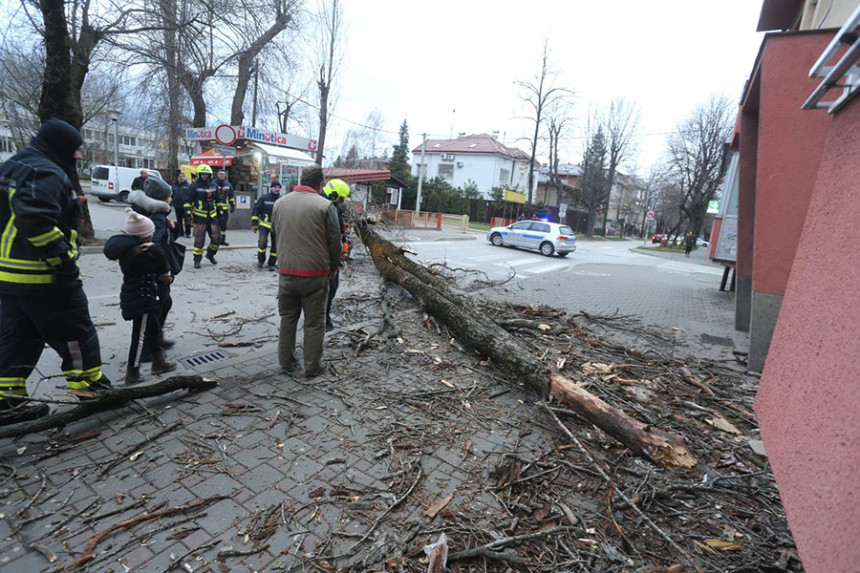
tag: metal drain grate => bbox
[179,350,230,368]
[700,333,734,347]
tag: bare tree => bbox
[546,99,571,203]
[313,0,344,165]
[666,95,734,238]
[516,40,572,204]
[229,0,296,125]
[598,98,639,235]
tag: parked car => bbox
[487,221,576,257]
[89,165,163,203]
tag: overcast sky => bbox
[327,0,765,171]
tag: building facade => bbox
[411,133,532,199]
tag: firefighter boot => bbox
[151,351,177,376]
[206,252,218,265]
[194,256,202,269]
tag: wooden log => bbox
[0,375,217,440]
[356,221,696,469]
[550,373,696,469]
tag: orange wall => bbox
[755,98,860,573]
[751,33,833,295]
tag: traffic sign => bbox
[646,210,655,219]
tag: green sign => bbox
[707,200,720,214]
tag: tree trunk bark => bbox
[316,81,329,165]
[355,221,696,469]
[38,0,72,123]
[0,376,217,439]
[162,0,181,177]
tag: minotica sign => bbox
[186,124,317,152]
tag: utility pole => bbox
[415,133,427,214]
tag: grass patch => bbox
[468,221,492,231]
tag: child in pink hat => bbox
[103,209,177,383]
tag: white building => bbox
[411,133,532,199]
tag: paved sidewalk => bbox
[0,282,551,572]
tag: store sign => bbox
[503,189,526,204]
[186,125,318,152]
[707,200,720,214]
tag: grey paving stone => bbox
[239,463,287,495]
[194,498,249,537]
[285,456,324,483]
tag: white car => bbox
[90,165,163,203]
[487,221,577,257]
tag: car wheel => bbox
[97,197,111,203]
[118,191,129,203]
[557,251,569,258]
[490,233,503,247]
[539,242,554,257]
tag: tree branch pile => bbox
[355,221,696,470]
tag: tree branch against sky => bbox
[515,40,573,204]
[312,0,345,165]
[665,95,734,238]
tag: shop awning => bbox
[190,149,232,167]
[249,143,316,166]
[323,168,407,188]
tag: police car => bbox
[487,221,577,257]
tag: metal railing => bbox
[802,4,860,114]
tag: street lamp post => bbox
[107,109,122,199]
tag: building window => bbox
[120,135,136,146]
[438,164,454,179]
[499,168,510,184]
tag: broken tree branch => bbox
[355,221,696,469]
[0,376,217,440]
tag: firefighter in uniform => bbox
[214,170,235,246]
[0,119,112,425]
[184,164,220,268]
[321,179,351,331]
[251,180,282,271]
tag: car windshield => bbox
[92,167,109,180]
[559,226,574,235]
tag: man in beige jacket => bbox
[271,166,342,376]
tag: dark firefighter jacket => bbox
[171,180,191,206]
[252,192,280,229]
[0,120,83,294]
[103,234,168,321]
[215,179,235,214]
[184,178,219,222]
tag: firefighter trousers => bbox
[257,227,277,266]
[217,211,230,243]
[192,219,220,261]
[0,285,109,403]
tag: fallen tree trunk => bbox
[356,221,696,469]
[0,375,217,440]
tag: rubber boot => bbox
[125,366,143,385]
[194,257,202,269]
[151,351,177,375]
[206,252,218,265]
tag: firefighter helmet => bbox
[322,178,350,202]
[196,164,213,176]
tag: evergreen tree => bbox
[579,126,610,237]
[389,119,410,182]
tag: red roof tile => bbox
[412,133,530,160]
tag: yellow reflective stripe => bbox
[260,222,271,229]
[257,248,266,253]
[0,257,52,270]
[67,380,90,389]
[68,229,78,260]
[28,227,64,247]
[63,366,101,376]
[0,270,54,284]
[1,187,16,258]
[45,257,62,267]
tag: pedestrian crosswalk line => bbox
[493,257,544,268]
[520,263,569,275]
[471,253,513,262]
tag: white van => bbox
[90,165,163,203]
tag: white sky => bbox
[328,0,765,171]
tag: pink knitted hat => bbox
[124,208,155,238]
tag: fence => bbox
[441,214,469,233]
[380,210,443,230]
